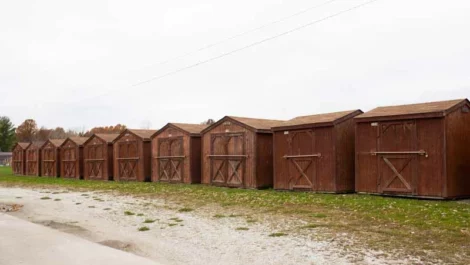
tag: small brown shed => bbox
[151,123,207,183]
[60,137,88,179]
[272,110,363,192]
[201,116,283,189]
[83,133,119,181]
[355,99,470,199]
[12,142,30,175]
[25,141,43,176]
[41,139,65,177]
[113,129,157,182]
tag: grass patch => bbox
[54,198,61,201]
[269,232,287,237]
[143,219,156,223]
[40,196,51,200]
[168,223,177,227]
[246,219,257,223]
[169,217,183,222]
[311,213,327,218]
[235,227,249,231]
[137,213,144,217]
[75,202,82,205]
[124,211,135,216]
[178,207,193,212]
[213,214,226,218]
[16,197,22,199]
[103,208,111,211]
[138,226,150,231]
[88,206,95,208]
[302,224,319,229]
[228,213,240,218]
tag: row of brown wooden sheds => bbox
[11,98,470,199]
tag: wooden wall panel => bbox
[335,118,356,192]
[84,136,109,181]
[114,133,145,182]
[12,146,26,175]
[26,145,41,176]
[273,131,289,190]
[255,133,274,188]
[190,137,202,184]
[355,122,378,193]
[445,105,470,198]
[41,142,60,177]
[315,127,335,191]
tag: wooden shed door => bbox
[210,133,245,187]
[157,138,184,183]
[86,144,105,179]
[62,147,76,177]
[377,121,418,195]
[43,147,55,176]
[285,130,317,190]
[27,149,38,175]
[12,149,23,174]
[118,141,139,180]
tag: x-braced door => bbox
[86,143,105,179]
[375,121,423,195]
[156,137,184,183]
[210,133,245,187]
[118,141,139,180]
[284,130,319,190]
[12,149,23,174]
[42,147,55,176]
[27,149,38,175]
[62,146,76,177]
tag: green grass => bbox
[137,213,144,217]
[40,196,51,200]
[143,219,156,223]
[178,207,193,212]
[269,232,287,237]
[1,166,470,263]
[213,214,226,218]
[54,198,61,201]
[235,227,249,231]
[124,211,135,216]
[138,226,150,231]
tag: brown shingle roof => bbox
[356,99,468,120]
[273,110,362,129]
[28,141,45,149]
[67,137,88,146]
[227,116,284,131]
[171,123,208,134]
[127,129,158,140]
[94,133,120,143]
[17,142,30,149]
[48,139,66,147]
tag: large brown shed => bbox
[41,139,65,177]
[12,142,30,175]
[201,116,283,189]
[113,129,157,182]
[25,141,43,176]
[272,110,363,192]
[60,137,88,179]
[83,133,119,181]
[355,99,470,199]
[151,123,207,184]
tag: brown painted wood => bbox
[25,142,43,176]
[273,110,361,192]
[355,99,470,199]
[113,129,156,182]
[83,134,118,181]
[60,138,87,179]
[40,139,64,177]
[202,116,279,189]
[12,143,28,175]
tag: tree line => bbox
[0,116,126,152]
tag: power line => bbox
[129,0,338,72]
[75,0,380,103]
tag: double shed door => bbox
[156,137,184,183]
[62,146,78,178]
[12,148,24,174]
[376,120,423,195]
[210,133,246,187]
[85,142,107,180]
[27,148,39,175]
[42,146,56,176]
[117,140,139,180]
[284,130,319,190]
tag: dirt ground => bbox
[0,187,421,265]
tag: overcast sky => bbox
[1,0,469,130]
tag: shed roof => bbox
[42,139,66,148]
[356,99,469,121]
[272,110,362,130]
[115,129,158,141]
[28,141,45,149]
[171,123,208,134]
[15,142,31,149]
[65,137,89,146]
[94,133,120,143]
[201,116,284,133]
